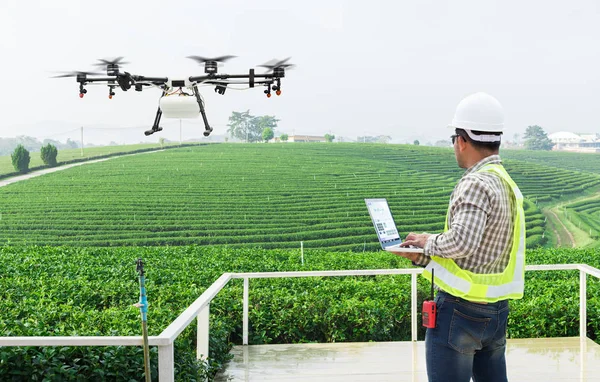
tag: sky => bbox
[1,0,599,145]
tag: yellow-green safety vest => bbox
[422,163,526,303]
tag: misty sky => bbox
[1,0,599,145]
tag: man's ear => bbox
[457,135,468,152]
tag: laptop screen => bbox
[365,198,402,246]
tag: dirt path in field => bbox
[546,208,576,248]
[543,210,562,247]
[0,150,164,188]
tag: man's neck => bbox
[463,150,498,169]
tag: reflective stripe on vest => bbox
[422,163,526,303]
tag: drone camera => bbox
[135,84,143,92]
[171,80,185,87]
[215,85,227,95]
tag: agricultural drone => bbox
[53,56,294,137]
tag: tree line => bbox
[227,111,339,143]
[0,136,79,156]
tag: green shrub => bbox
[11,144,30,174]
[0,246,598,380]
[40,143,58,167]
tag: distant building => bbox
[549,132,600,153]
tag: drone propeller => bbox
[187,55,237,64]
[259,57,295,72]
[50,71,101,78]
[187,55,237,74]
[94,57,129,76]
[94,57,130,67]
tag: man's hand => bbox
[386,232,431,262]
[401,232,431,249]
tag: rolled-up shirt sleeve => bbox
[424,176,492,261]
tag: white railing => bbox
[1,264,598,381]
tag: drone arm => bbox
[132,75,169,84]
[189,72,276,83]
[192,86,213,137]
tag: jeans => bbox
[425,290,510,382]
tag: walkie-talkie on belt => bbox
[422,268,437,328]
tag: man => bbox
[390,92,525,382]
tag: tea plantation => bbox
[2,143,599,249]
[1,143,600,380]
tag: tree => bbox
[16,135,41,152]
[66,138,79,149]
[512,133,520,145]
[159,137,166,148]
[434,139,452,147]
[523,125,554,150]
[40,143,58,167]
[11,144,30,173]
[254,115,279,140]
[280,134,289,142]
[227,110,252,142]
[377,135,392,144]
[227,111,279,143]
[324,134,335,142]
[357,135,391,144]
[262,127,274,142]
[413,140,420,146]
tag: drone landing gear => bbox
[193,86,213,137]
[145,106,163,136]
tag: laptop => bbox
[365,198,424,253]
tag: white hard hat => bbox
[448,92,504,142]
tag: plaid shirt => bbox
[415,155,515,274]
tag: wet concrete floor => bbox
[215,337,600,381]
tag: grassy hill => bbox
[503,148,600,176]
[3,143,596,248]
[0,142,187,177]
[1,143,599,249]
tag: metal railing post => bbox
[197,303,210,360]
[243,277,249,345]
[579,269,587,339]
[411,273,418,342]
[158,343,174,382]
